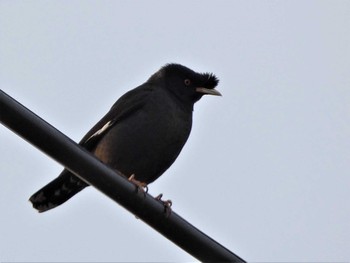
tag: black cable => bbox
[0,89,245,262]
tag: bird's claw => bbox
[128,174,148,195]
[155,193,172,217]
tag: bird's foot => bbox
[155,193,172,217]
[128,174,148,195]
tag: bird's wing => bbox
[79,84,153,150]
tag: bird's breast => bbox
[93,94,193,183]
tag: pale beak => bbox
[196,87,222,96]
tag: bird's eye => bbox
[184,79,191,86]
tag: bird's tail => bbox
[29,170,88,212]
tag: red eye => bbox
[184,79,191,86]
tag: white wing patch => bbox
[86,120,113,142]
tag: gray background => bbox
[1,1,349,262]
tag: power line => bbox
[0,89,245,262]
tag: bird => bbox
[29,63,221,212]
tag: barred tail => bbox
[29,170,88,212]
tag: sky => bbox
[1,1,349,262]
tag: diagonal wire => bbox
[0,89,246,262]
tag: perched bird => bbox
[29,63,220,212]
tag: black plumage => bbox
[29,63,220,212]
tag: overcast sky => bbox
[1,1,349,262]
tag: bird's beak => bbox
[196,87,222,96]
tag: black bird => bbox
[29,63,220,212]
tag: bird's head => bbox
[148,63,221,108]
